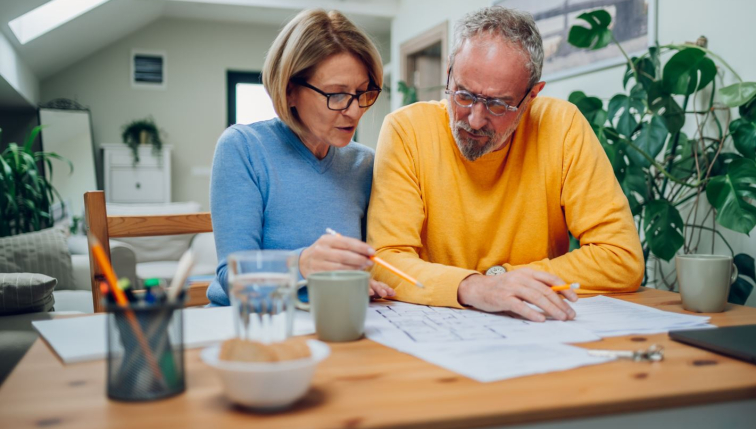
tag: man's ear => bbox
[529,81,546,99]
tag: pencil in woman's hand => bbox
[325,228,424,288]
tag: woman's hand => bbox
[300,234,396,299]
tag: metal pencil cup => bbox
[106,302,185,401]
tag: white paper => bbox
[409,343,613,383]
[32,307,315,364]
[365,301,601,353]
[566,296,712,336]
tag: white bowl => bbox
[201,339,330,410]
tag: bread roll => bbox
[219,338,311,362]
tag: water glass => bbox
[227,250,297,343]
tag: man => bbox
[367,6,644,322]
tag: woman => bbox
[207,9,395,306]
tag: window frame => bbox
[226,70,264,127]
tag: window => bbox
[227,71,277,127]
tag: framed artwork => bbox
[492,0,657,81]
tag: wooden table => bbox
[2,288,756,429]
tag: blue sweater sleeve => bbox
[210,127,264,296]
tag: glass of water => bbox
[227,250,298,343]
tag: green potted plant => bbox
[0,126,73,237]
[566,10,756,304]
[121,116,163,165]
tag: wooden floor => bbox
[1,288,755,429]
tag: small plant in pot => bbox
[121,116,163,165]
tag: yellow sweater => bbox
[367,98,644,308]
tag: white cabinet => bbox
[102,144,172,203]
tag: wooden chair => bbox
[84,190,213,312]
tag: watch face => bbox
[486,266,506,276]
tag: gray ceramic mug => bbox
[297,271,370,342]
[676,254,738,313]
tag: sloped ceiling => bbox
[0,0,394,82]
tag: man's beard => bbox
[448,110,518,162]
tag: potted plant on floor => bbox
[0,126,73,237]
[121,116,163,165]
[566,9,756,304]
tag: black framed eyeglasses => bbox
[444,66,531,116]
[292,79,381,111]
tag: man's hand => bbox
[457,268,578,322]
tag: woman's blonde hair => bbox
[262,9,383,137]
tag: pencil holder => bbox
[106,301,185,401]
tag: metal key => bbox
[588,344,664,362]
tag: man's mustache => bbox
[455,121,495,138]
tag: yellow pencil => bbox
[325,228,424,288]
[551,283,580,292]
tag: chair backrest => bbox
[84,190,213,312]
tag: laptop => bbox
[669,324,756,364]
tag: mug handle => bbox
[731,263,739,284]
[295,279,310,311]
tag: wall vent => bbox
[131,50,166,89]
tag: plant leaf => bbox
[734,253,756,282]
[719,82,756,108]
[668,133,697,180]
[728,277,754,305]
[730,118,756,159]
[568,10,613,50]
[627,115,668,167]
[706,158,756,234]
[22,126,43,152]
[648,82,685,133]
[570,92,606,127]
[621,163,646,215]
[643,199,684,261]
[662,48,717,95]
[740,96,756,122]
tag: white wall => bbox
[0,31,39,106]
[390,0,756,305]
[41,18,283,211]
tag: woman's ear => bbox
[287,82,297,107]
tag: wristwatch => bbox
[485,265,506,276]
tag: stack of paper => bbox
[363,296,713,383]
[566,296,713,336]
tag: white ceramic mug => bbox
[676,254,738,313]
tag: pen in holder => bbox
[106,299,185,401]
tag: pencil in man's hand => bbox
[551,283,580,292]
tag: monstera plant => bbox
[567,10,756,304]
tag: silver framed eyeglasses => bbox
[292,79,381,111]
[444,66,530,116]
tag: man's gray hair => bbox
[449,6,544,88]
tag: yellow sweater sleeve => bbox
[367,113,476,308]
[503,110,645,293]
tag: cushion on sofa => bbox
[105,202,202,264]
[0,273,57,316]
[0,228,76,290]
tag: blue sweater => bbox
[207,118,375,306]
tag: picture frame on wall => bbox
[492,0,657,82]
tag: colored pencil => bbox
[89,236,166,385]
